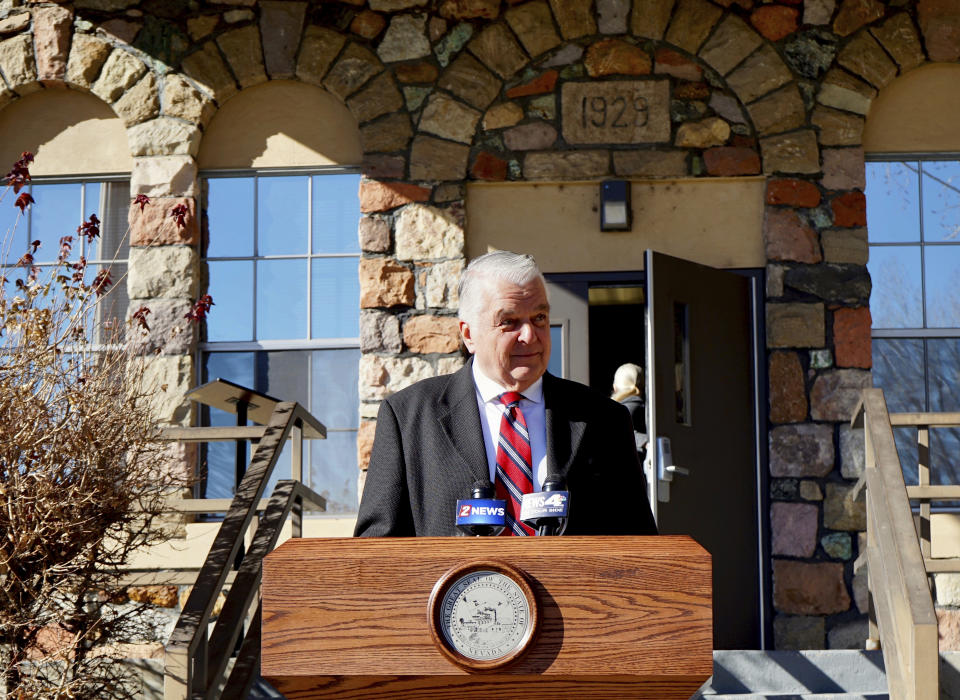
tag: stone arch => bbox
[353,1,810,184]
[176,21,405,172]
[0,21,205,165]
[0,25,159,123]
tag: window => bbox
[0,178,130,344]
[867,158,960,485]
[200,170,361,513]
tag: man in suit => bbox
[354,251,657,537]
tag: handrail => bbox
[854,388,939,700]
[163,401,327,700]
[204,480,323,699]
[888,412,960,427]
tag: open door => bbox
[645,250,764,649]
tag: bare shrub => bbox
[0,153,193,699]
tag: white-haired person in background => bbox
[612,362,648,464]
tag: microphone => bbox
[520,478,570,536]
[455,481,506,536]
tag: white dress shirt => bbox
[472,362,548,490]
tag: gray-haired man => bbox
[354,250,657,537]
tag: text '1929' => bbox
[562,80,670,145]
[581,95,649,129]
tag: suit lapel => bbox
[436,360,491,485]
[544,373,587,481]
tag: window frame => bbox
[867,153,960,495]
[867,154,960,395]
[3,173,133,349]
[197,165,362,514]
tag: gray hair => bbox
[457,250,546,325]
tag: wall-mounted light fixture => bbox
[600,179,631,232]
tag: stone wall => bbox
[2,0,959,650]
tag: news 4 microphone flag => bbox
[519,490,570,522]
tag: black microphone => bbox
[520,477,570,536]
[455,480,506,536]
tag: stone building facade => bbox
[2,0,960,651]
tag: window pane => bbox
[201,352,255,499]
[82,182,101,261]
[88,181,130,263]
[866,161,920,243]
[258,176,307,256]
[931,428,960,486]
[922,161,960,242]
[204,350,255,387]
[548,325,563,377]
[84,182,101,221]
[203,441,243,500]
[310,348,359,429]
[257,259,307,339]
[868,246,922,328]
[200,350,359,507]
[263,440,293,500]
[207,260,254,341]
[0,187,22,253]
[928,339,960,411]
[30,183,81,263]
[309,430,357,513]
[94,261,127,344]
[872,338,924,412]
[311,257,359,338]
[894,426,919,487]
[206,177,254,257]
[260,350,310,407]
[925,246,960,327]
[2,272,22,305]
[312,173,361,254]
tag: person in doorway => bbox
[354,250,657,537]
[611,362,649,467]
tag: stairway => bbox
[692,650,889,699]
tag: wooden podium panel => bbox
[261,536,711,699]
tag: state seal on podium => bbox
[427,560,540,671]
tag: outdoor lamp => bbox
[600,179,631,231]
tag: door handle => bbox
[655,437,689,503]
[656,437,690,482]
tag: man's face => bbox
[459,276,551,392]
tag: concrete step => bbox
[693,650,887,698]
[694,696,887,700]
[693,696,887,700]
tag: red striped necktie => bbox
[494,391,535,536]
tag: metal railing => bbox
[854,388,950,700]
[162,401,327,700]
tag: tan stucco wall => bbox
[864,63,960,153]
[466,177,766,272]
[124,517,356,572]
[198,80,362,169]
[0,89,132,175]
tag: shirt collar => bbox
[471,360,544,405]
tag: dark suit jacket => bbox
[354,361,658,537]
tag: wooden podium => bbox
[261,536,712,699]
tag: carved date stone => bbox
[561,80,670,144]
